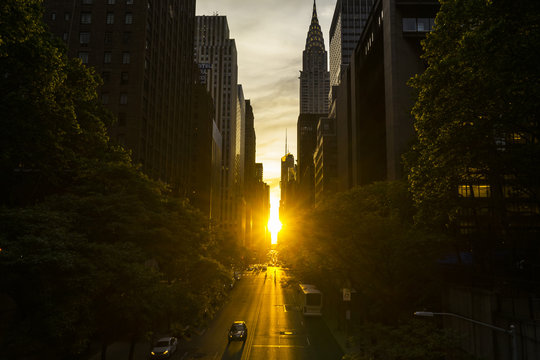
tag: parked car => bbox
[150,337,178,359]
[228,321,248,343]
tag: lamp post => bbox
[414,311,517,360]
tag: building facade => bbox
[314,117,338,203]
[194,15,239,228]
[43,0,196,195]
[299,1,330,115]
[329,0,373,102]
[335,0,438,188]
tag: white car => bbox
[150,337,178,359]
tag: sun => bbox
[268,195,282,244]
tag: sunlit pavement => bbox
[179,267,343,360]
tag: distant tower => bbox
[300,0,330,114]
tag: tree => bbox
[406,0,540,265]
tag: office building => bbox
[43,0,197,195]
[195,16,239,228]
[314,117,338,203]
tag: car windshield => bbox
[231,324,244,331]
[155,340,169,347]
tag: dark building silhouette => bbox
[297,1,330,208]
[189,64,221,218]
[335,0,438,188]
[43,0,196,195]
[297,113,326,207]
[279,153,297,222]
[314,117,338,203]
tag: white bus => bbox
[298,284,323,316]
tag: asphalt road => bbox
[179,266,343,360]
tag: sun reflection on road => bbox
[268,195,282,245]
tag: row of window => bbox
[403,18,435,33]
[82,0,134,4]
[80,12,133,24]
[101,93,129,105]
[78,51,131,64]
[78,31,132,45]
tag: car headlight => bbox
[163,350,169,355]
[151,351,155,355]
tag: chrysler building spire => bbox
[299,0,330,114]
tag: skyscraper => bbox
[194,16,238,228]
[297,1,330,208]
[300,1,330,114]
[43,0,196,195]
[329,0,373,102]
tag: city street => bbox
[179,267,343,360]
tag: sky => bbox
[196,0,337,193]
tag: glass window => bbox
[64,12,70,21]
[125,13,133,24]
[78,52,89,64]
[417,18,430,32]
[126,0,134,4]
[402,18,416,32]
[104,52,112,63]
[51,12,57,20]
[79,32,90,45]
[122,32,131,44]
[82,0,93,4]
[63,33,68,41]
[429,18,435,31]
[120,94,128,104]
[106,12,114,24]
[121,72,129,83]
[101,94,109,104]
[122,52,130,64]
[102,71,110,82]
[108,0,116,4]
[80,12,92,24]
[104,32,112,44]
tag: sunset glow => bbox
[268,195,282,244]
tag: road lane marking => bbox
[306,336,311,346]
[251,344,306,348]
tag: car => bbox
[149,337,178,359]
[228,321,248,343]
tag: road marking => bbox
[306,336,311,346]
[252,344,306,348]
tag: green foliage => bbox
[406,0,540,230]
[342,319,478,360]
[0,2,242,358]
[280,181,444,323]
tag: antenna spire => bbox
[285,129,288,155]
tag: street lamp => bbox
[414,311,517,360]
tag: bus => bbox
[298,284,323,316]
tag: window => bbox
[120,94,128,104]
[80,12,91,24]
[78,52,89,64]
[122,52,130,64]
[122,32,131,44]
[106,12,114,24]
[125,13,133,24]
[51,12,57,20]
[64,12,70,21]
[102,71,110,82]
[79,32,90,46]
[118,113,127,126]
[63,33,68,41]
[402,18,416,32]
[104,52,112,63]
[82,0,93,4]
[417,18,430,32]
[101,93,109,104]
[104,32,112,44]
[121,72,129,84]
[108,0,116,3]
[126,0,134,4]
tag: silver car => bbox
[150,337,178,359]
